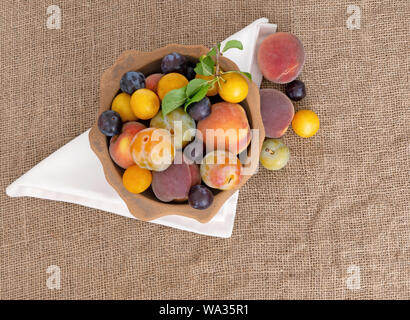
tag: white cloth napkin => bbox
[6,18,276,238]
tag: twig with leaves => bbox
[162,40,252,116]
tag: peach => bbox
[200,150,242,190]
[197,102,251,154]
[152,154,200,202]
[189,162,201,186]
[122,121,146,136]
[257,32,305,84]
[260,88,294,138]
[130,127,174,172]
[145,73,163,93]
[109,121,146,169]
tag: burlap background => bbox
[0,0,408,300]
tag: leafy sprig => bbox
[162,40,252,116]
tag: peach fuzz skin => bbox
[109,121,146,169]
[145,73,163,93]
[257,32,305,84]
[197,102,251,155]
[260,88,294,138]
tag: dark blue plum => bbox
[285,80,306,101]
[161,53,187,74]
[188,185,214,210]
[120,71,145,95]
[188,97,211,121]
[98,110,122,136]
[185,62,196,80]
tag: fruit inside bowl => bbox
[89,43,264,223]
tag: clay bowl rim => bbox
[89,44,265,223]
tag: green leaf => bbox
[207,47,216,57]
[200,55,215,76]
[194,55,215,76]
[194,62,203,75]
[186,78,207,97]
[161,86,187,116]
[240,71,252,80]
[208,43,222,57]
[222,40,243,52]
[184,84,210,111]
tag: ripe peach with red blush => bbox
[109,121,146,169]
[197,102,251,154]
[257,32,305,84]
[145,73,163,93]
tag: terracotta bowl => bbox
[89,44,265,223]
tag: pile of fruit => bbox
[97,33,319,211]
[257,32,320,170]
[98,41,252,210]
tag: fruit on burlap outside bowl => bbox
[89,44,265,223]
[257,32,305,84]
